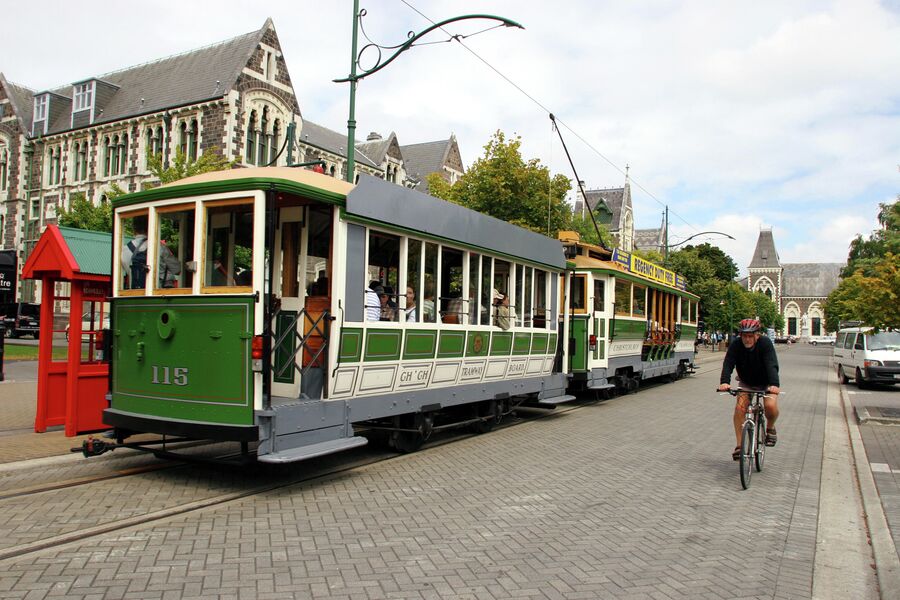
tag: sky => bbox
[4,0,899,274]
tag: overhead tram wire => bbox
[397,0,701,233]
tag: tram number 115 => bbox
[151,366,189,386]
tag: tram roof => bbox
[346,175,566,270]
[569,253,699,298]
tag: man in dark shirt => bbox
[717,318,781,460]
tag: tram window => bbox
[534,269,547,328]
[515,264,524,326]
[680,298,690,322]
[423,242,437,323]
[367,230,400,321]
[524,267,533,327]
[156,205,193,290]
[593,280,605,312]
[406,239,421,323]
[692,301,699,323]
[570,275,586,312]
[468,252,479,326]
[480,255,491,325]
[119,210,149,293]
[615,280,631,315]
[632,285,646,317]
[305,206,331,296]
[204,202,253,289]
[440,247,463,324]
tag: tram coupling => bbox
[72,435,117,458]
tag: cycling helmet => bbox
[738,318,762,333]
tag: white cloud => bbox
[3,0,898,275]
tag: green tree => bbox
[569,213,614,248]
[826,253,899,329]
[429,131,573,237]
[144,147,234,188]
[56,193,113,232]
[676,243,738,281]
[748,291,785,331]
[842,198,900,277]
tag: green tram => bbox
[102,167,572,463]
[559,233,700,395]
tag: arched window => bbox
[118,134,128,175]
[145,127,153,166]
[329,165,335,178]
[179,121,188,157]
[153,125,163,156]
[103,136,112,177]
[258,107,269,166]
[79,141,88,180]
[246,110,257,165]
[0,145,8,191]
[270,119,281,166]
[188,119,198,161]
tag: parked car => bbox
[774,335,797,344]
[0,302,41,339]
[834,327,900,387]
[808,334,836,346]
[65,312,110,341]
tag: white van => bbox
[833,327,900,387]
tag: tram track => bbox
[0,370,707,565]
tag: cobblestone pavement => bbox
[0,348,836,599]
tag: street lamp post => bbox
[335,1,523,183]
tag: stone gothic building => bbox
[573,176,633,251]
[0,19,463,303]
[746,228,843,337]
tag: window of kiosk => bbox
[155,204,194,293]
[203,200,253,292]
[615,280,631,315]
[118,210,150,295]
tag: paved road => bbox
[0,346,890,599]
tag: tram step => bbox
[537,394,577,406]
[257,436,368,464]
[587,382,615,390]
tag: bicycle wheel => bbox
[755,414,766,472]
[740,421,754,489]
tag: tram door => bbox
[591,275,607,364]
[271,205,333,399]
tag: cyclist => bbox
[717,318,781,460]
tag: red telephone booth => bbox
[22,225,111,436]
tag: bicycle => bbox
[721,387,771,489]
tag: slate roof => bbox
[634,228,664,253]
[355,133,395,166]
[399,139,452,190]
[782,263,843,298]
[299,120,378,168]
[37,22,269,136]
[749,229,780,268]
[1,75,35,131]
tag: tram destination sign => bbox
[611,249,687,291]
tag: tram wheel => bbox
[470,399,500,434]
[391,412,433,454]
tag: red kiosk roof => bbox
[22,225,112,282]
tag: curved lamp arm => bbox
[335,13,524,83]
[667,231,735,249]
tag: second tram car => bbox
[103,168,572,463]
[559,232,700,395]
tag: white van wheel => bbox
[837,365,849,384]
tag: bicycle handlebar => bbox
[716,387,784,396]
